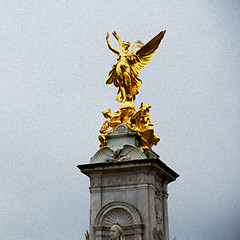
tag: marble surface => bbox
[78,125,179,240]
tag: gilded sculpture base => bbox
[99,102,160,149]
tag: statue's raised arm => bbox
[112,31,122,49]
[106,32,119,55]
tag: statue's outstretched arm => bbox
[106,32,119,55]
[112,31,122,49]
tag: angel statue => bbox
[106,30,166,103]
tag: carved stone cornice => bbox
[78,158,179,184]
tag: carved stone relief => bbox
[91,177,101,187]
[155,175,163,192]
[103,174,136,187]
[116,124,127,134]
[137,173,148,184]
[109,224,126,240]
[94,201,143,240]
[102,208,133,226]
[90,144,146,164]
[153,227,165,240]
[155,190,163,226]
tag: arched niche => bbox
[94,201,143,240]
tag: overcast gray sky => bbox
[0,1,239,240]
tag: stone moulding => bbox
[79,158,179,184]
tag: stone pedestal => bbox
[78,125,179,240]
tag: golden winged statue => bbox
[106,30,166,103]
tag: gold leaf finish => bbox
[99,31,165,149]
[106,31,165,103]
[98,102,160,149]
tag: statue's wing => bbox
[135,30,166,69]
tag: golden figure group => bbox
[99,31,166,149]
[98,102,160,149]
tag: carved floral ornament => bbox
[155,190,163,225]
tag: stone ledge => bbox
[78,158,179,184]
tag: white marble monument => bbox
[78,30,179,240]
[78,125,179,240]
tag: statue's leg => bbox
[123,66,131,86]
[120,84,126,102]
[124,73,131,86]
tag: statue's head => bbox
[140,102,151,112]
[102,108,111,119]
[109,223,123,239]
[122,41,130,50]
